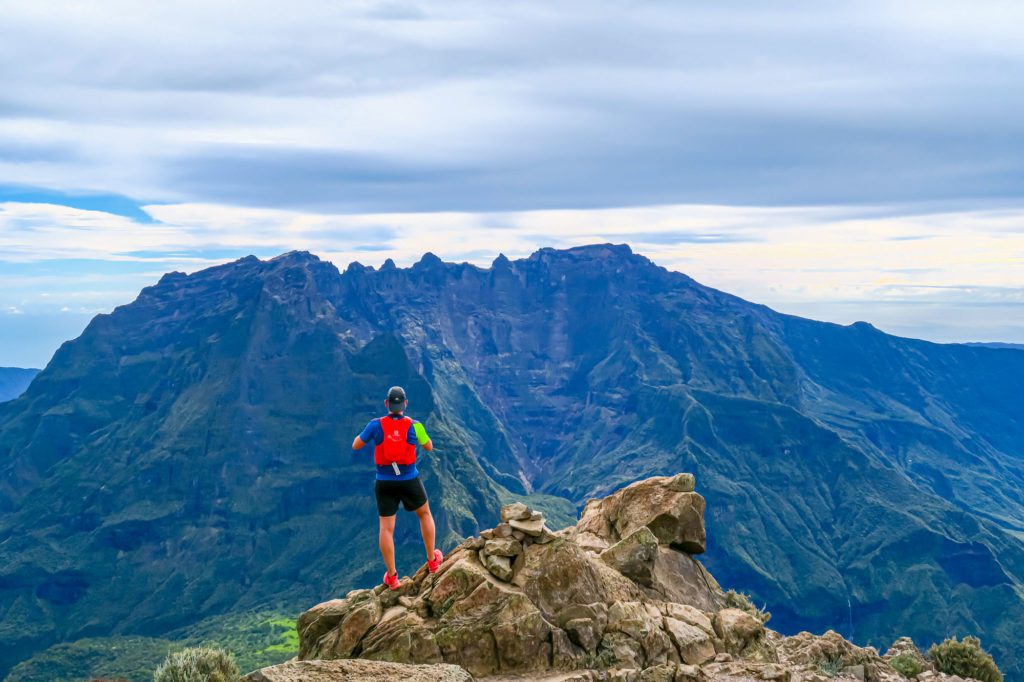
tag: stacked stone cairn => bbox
[468,501,556,582]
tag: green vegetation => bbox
[4,637,177,682]
[723,589,771,624]
[5,611,298,682]
[816,654,845,678]
[167,610,299,673]
[889,653,925,678]
[928,636,1002,682]
[152,647,238,682]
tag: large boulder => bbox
[575,474,707,554]
[601,527,659,586]
[713,608,766,657]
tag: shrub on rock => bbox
[928,636,1002,682]
[723,589,771,624]
[153,646,239,682]
[890,652,925,678]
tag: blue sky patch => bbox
[0,185,155,223]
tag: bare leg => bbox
[414,502,436,561]
[379,515,397,576]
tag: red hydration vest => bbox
[374,415,417,466]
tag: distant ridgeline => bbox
[0,245,1022,678]
[0,367,39,403]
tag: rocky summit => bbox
[249,475,963,682]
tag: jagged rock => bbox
[676,663,704,681]
[662,603,714,635]
[426,559,488,617]
[296,598,350,659]
[778,631,885,681]
[762,664,791,681]
[514,538,646,615]
[462,536,485,551]
[641,664,678,682]
[844,664,866,681]
[713,608,765,655]
[566,617,603,652]
[501,502,533,522]
[554,627,588,668]
[510,515,547,537]
[664,616,716,664]
[294,474,944,682]
[666,473,696,492]
[484,537,522,557]
[883,636,931,672]
[575,475,707,554]
[601,631,645,669]
[243,659,473,681]
[480,551,514,581]
[647,547,722,611]
[535,526,557,543]
[492,607,553,672]
[577,531,611,554]
[601,526,659,586]
[360,610,442,664]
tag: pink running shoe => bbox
[383,571,401,591]
[427,549,444,573]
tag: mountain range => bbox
[0,244,1022,678]
[0,368,39,403]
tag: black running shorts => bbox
[374,477,428,517]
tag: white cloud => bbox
[2,198,1021,320]
[1,1,1023,209]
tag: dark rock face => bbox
[0,245,1022,676]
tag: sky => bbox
[1,0,1023,367]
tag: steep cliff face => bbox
[271,475,971,682]
[0,246,1021,677]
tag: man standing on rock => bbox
[352,386,443,590]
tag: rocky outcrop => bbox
[244,659,473,681]
[273,474,981,682]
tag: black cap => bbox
[386,386,407,413]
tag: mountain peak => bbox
[414,251,445,269]
[270,250,321,265]
[529,243,634,261]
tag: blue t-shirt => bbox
[358,415,428,481]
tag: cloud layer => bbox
[1,0,1022,365]
[3,0,1024,211]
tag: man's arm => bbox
[413,422,433,452]
[353,419,379,452]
